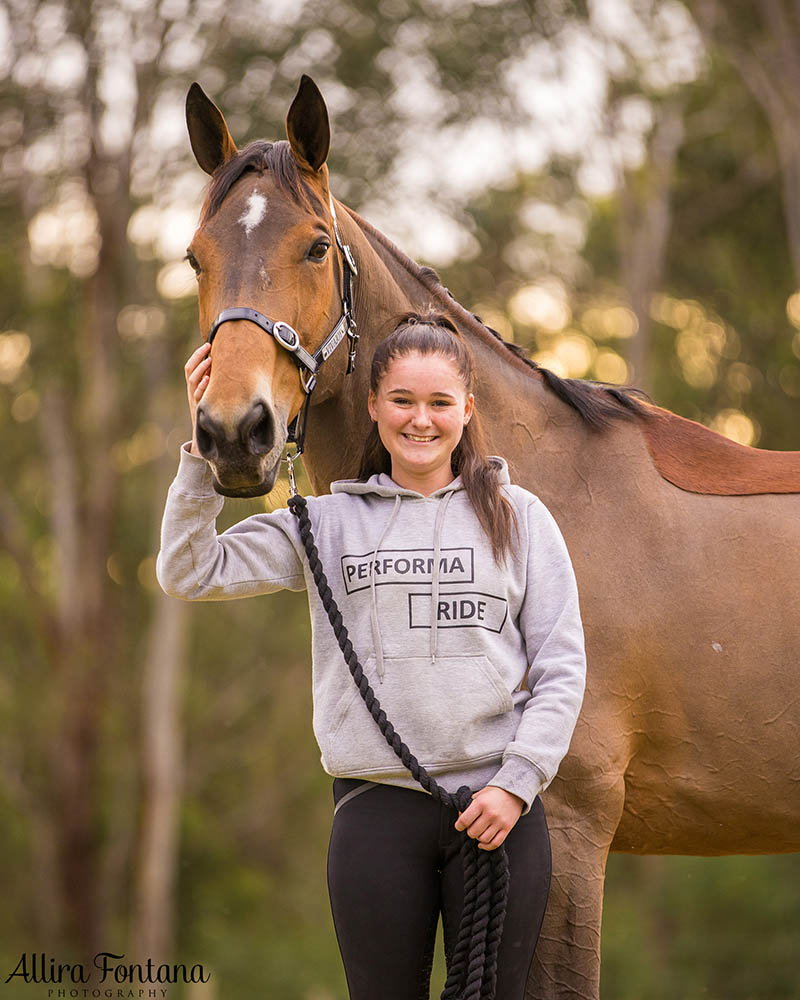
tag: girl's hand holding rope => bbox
[455,786,525,851]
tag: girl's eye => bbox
[389,398,451,406]
[184,251,201,275]
[308,241,330,261]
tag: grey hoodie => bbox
[157,445,586,814]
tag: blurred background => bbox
[1,0,799,997]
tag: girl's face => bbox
[367,351,474,493]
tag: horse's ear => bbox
[286,75,330,172]
[186,82,238,175]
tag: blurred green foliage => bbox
[602,853,800,1000]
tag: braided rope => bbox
[288,492,510,1000]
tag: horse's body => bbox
[183,77,800,998]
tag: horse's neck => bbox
[346,212,441,329]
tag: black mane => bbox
[475,313,655,429]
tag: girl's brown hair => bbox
[358,311,519,564]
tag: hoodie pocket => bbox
[321,654,517,776]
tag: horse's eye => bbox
[308,241,330,261]
[184,251,201,275]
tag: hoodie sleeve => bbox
[156,444,307,601]
[487,496,586,814]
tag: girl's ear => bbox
[367,389,377,421]
[464,392,475,424]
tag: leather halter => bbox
[205,192,358,457]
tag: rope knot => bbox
[287,493,306,514]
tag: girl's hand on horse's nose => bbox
[185,343,211,455]
[185,343,211,406]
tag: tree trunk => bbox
[694,0,800,286]
[132,591,187,962]
[618,100,685,393]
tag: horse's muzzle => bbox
[195,398,285,497]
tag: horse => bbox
[182,75,800,998]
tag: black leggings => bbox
[327,777,552,1000]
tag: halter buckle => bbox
[273,321,300,352]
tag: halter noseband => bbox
[205,192,358,459]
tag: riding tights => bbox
[327,777,552,1000]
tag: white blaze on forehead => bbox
[239,192,268,235]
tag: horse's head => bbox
[185,76,353,497]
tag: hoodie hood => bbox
[330,456,510,678]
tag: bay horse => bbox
[183,75,800,998]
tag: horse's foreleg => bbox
[526,773,625,1000]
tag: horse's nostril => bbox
[195,402,274,460]
[195,406,220,461]
[241,401,274,456]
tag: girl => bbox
[158,313,587,1000]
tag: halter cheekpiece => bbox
[205,191,359,461]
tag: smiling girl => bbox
[158,312,586,999]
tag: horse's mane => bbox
[202,142,653,431]
[201,140,325,224]
[344,206,655,430]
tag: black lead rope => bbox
[286,488,511,1000]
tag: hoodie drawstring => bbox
[370,494,402,681]
[369,488,456,678]
[430,489,455,664]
